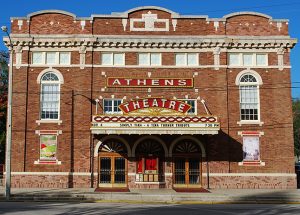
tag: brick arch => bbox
[132,135,168,157]
[169,136,206,158]
[94,135,131,157]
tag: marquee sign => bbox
[90,98,220,135]
[107,78,193,88]
[119,98,191,114]
[91,115,220,135]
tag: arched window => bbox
[40,72,60,120]
[239,74,260,121]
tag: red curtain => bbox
[137,158,143,173]
[145,157,157,170]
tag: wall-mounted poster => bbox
[243,136,260,161]
[40,135,57,161]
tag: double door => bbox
[99,153,127,187]
[173,157,201,188]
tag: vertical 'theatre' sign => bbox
[106,78,193,88]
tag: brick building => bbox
[3,6,297,190]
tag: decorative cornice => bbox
[3,35,297,49]
[10,7,288,23]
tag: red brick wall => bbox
[7,8,296,189]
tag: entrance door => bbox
[99,155,127,187]
[98,140,128,188]
[174,158,201,187]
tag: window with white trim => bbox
[179,99,197,115]
[32,52,71,65]
[239,74,260,121]
[40,72,60,120]
[101,53,125,66]
[229,53,268,66]
[175,53,198,66]
[138,53,161,66]
[103,99,122,114]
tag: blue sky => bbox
[1,0,299,98]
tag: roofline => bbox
[9,8,290,23]
[27,10,76,19]
[223,11,272,19]
[122,6,180,16]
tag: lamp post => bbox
[1,25,13,200]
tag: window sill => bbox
[34,160,61,165]
[237,121,264,126]
[238,160,265,166]
[36,120,62,125]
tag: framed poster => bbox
[243,136,260,161]
[40,135,57,161]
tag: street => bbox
[0,202,300,215]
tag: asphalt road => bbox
[0,202,300,215]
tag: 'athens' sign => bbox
[119,98,191,114]
[107,78,193,88]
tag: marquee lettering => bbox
[107,78,193,88]
[119,98,191,114]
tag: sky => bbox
[0,0,299,98]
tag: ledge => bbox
[36,120,62,125]
[34,160,62,165]
[238,160,265,166]
[237,121,264,126]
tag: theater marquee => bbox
[91,98,220,135]
[106,78,193,88]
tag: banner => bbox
[40,135,57,161]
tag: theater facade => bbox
[3,6,297,189]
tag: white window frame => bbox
[175,53,198,66]
[178,99,197,115]
[229,53,268,67]
[40,73,61,120]
[32,52,45,65]
[101,53,125,66]
[103,99,123,114]
[59,52,71,65]
[238,74,260,123]
[138,53,162,66]
[32,52,71,65]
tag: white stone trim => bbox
[223,11,272,20]
[237,121,264,126]
[235,69,263,85]
[36,68,64,84]
[238,161,266,166]
[135,182,166,184]
[164,173,173,176]
[130,12,169,32]
[203,173,296,177]
[7,172,295,177]
[238,131,264,137]
[91,128,219,135]
[36,120,62,125]
[6,172,96,176]
[27,10,76,19]
[34,160,62,165]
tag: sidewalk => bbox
[1,187,300,204]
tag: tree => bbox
[0,50,8,164]
[293,99,300,162]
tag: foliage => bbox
[293,99,300,160]
[0,50,8,164]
